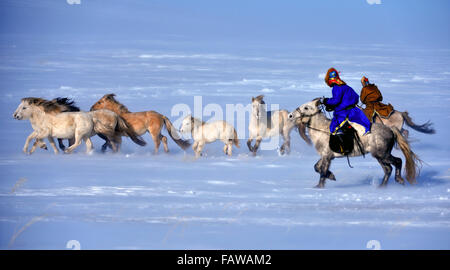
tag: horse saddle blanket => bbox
[329,121,358,155]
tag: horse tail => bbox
[402,111,435,134]
[161,115,191,150]
[296,119,312,146]
[116,116,146,146]
[391,127,422,185]
[233,129,240,148]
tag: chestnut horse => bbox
[90,94,190,153]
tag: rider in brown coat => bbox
[360,76,394,122]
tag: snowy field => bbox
[0,37,449,249]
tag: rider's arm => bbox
[324,85,343,106]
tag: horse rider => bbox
[321,68,371,135]
[360,76,394,122]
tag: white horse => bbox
[288,98,421,188]
[247,95,298,156]
[179,115,239,158]
[13,98,122,154]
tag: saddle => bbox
[329,121,364,156]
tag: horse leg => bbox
[47,136,59,154]
[226,141,233,156]
[148,125,163,154]
[84,137,94,154]
[314,159,336,181]
[65,132,83,154]
[280,128,291,155]
[160,134,169,153]
[114,136,122,153]
[30,139,46,154]
[58,139,66,151]
[38,139,48,150]
[192,141,199,153]
[68,138,75,147]
[223,144,228,155]
[252,137,263,156]
[376,157,393,187]
[315,157,332,188]
[195,141,205,158]
[150,133,161,154]
[247,138,254,152]
[97,133,110,152]
[387,155,404,185]
[23,131,38,154]
[108,135,118,153]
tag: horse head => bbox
[13,98,41,120]
[90,93,129,114]
[251,95,266,120]
[288,98,322,123]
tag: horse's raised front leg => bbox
[23,131,38,154]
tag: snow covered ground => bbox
[0,38,449,249]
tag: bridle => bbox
[294,106,331,134]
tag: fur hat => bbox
[325,68,346,87]
[361,76,370,87]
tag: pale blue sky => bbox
[0,0,449,47]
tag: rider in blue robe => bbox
[322,68,371,135]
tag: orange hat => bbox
[325,68,346,87]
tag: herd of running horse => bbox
[12,91,435,188]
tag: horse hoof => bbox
[395,177,405,185]
[328,173,336,181]
[378,184,387,188]
[314,184,324,189]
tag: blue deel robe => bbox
[324,84,371,134]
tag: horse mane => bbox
[191,116,205,126]
[52,97,80,112]
[22,97,80,113]
[253,95,265,104]
[103,94,131,113]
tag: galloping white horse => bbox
[179,115,239,158]
[13,98,123,154]
[247,95,298,156]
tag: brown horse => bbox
[90,94,190,153]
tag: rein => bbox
[296,107,331,134]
